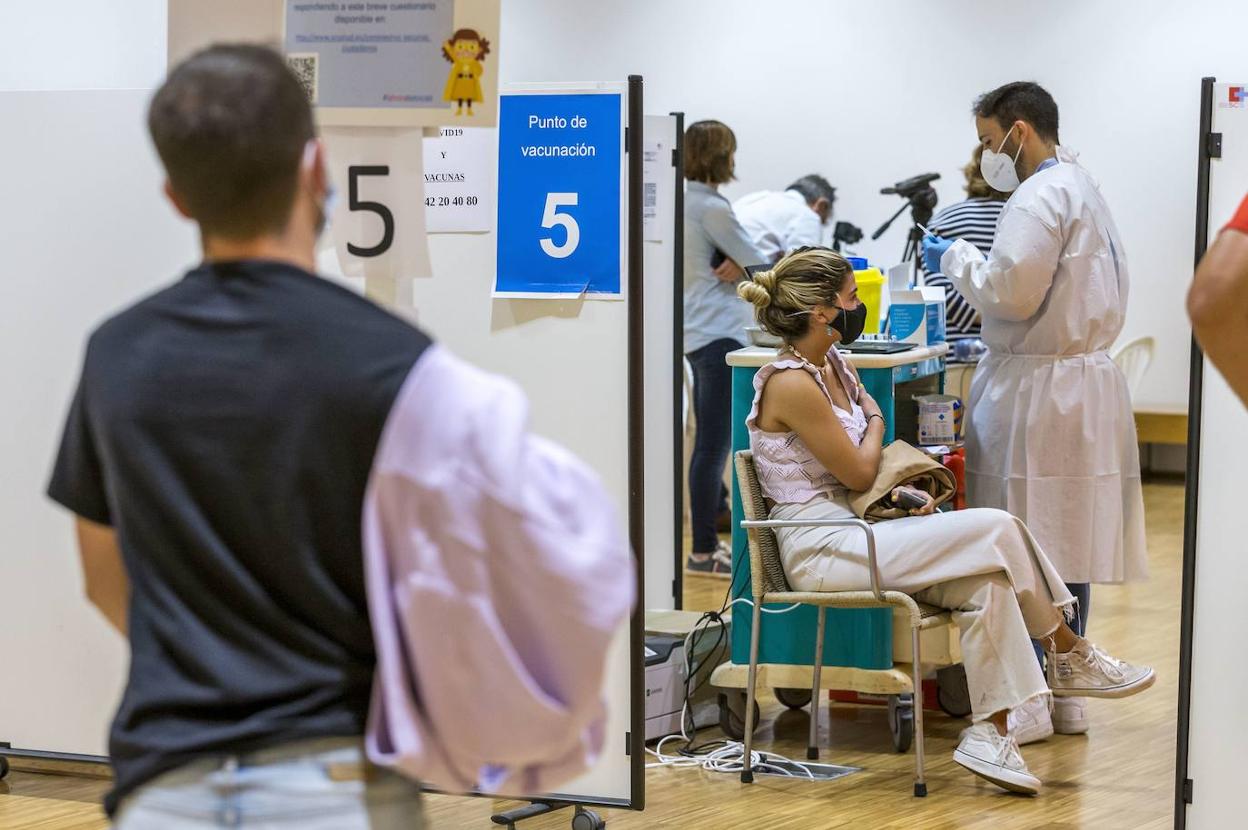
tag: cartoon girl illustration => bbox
[441,29,491,116]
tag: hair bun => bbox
[738,270,775,309]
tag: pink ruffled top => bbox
[746,346,868,505]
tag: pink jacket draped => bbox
[362,345,635,796]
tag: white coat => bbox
[939,148,1147,584]
[733,190,824,262]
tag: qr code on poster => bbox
[286,53,318,105]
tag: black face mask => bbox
[831,303,868,345]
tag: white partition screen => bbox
[1178,78,1248,830]
[3,10,650,815]
[406,79,647,810]
[0,88,197,757]
[3,0,651,810]
[642,113,679,611]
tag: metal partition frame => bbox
[1174,74,1215,830]
[671,111,685,608]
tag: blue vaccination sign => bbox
[495,91,624,297]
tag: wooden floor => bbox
[0,482,1185,829]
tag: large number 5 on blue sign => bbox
[540,193,580,258]
[495,91,623,297]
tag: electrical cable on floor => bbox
[645,568,815,779]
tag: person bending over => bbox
[736,247,1155,795]
[734,174,837,263]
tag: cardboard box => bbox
[888,286,946,346]
[917,394,963,445]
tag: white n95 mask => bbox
[981,125,1023,193]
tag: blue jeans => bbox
[113,738,424,829]
[1033,582,1091,666]
[687,338,741,553]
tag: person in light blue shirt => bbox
[682,120,766,575]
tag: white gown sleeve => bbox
[939,205,1062,323]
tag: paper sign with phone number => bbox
[423,126,495,233]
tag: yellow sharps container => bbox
[848,258,885,334]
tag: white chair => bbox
[734,451,952,797]
[1111,336,1155,398]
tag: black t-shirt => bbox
[47,260,431,815]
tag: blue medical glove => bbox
[922,234,954,274]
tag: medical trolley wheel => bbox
[936,664,972,718]
[888,694,914,754]
[571,807,605,830]
[773,687,813,710]
[717,691,760,741]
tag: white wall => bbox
[2,8,654,806]
[0,1,193,755]
[0,0,167,91]
[498,0,1248,409]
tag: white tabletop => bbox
[727,342,950,370]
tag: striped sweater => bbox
[922,197,1007,340]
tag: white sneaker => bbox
[686,541,734,579]
[1008,695,1054,746]
[953,722,1041,795]
[1052,696,1089,734]
[1047,640,1155,699]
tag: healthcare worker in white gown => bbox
[923,82,1147,740]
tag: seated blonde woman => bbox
[736,247,1154,795]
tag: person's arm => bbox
[844,359,863,390]
[76,517,128,634]
[839,358,871,407]
[1189,222,1248,407]
[48,353,127,634]
[919,207,953,280]
[940,205,1061,322]
[767,370,885,491]
[703,201,767,282]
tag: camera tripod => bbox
[873,173,941,284]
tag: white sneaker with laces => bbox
[1047,641,1155,698]
[686,540,734,579]
[1052,696,1090,734]
[953,722,1041,795]
[1007,695,1054,746]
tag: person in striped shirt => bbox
[922,145,1011,340]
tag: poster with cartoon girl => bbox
[442,29,491,116]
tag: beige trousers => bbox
[772,494,1075,719]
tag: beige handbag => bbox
[848,440,957,522]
